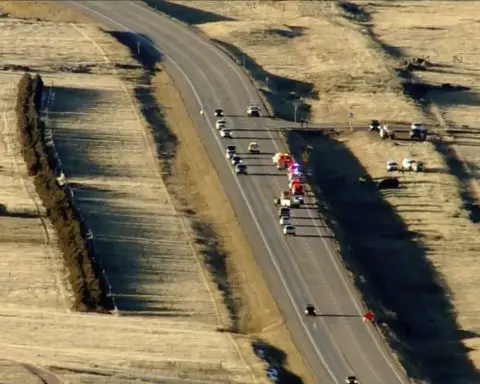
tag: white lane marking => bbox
[69,1,340,383]
[131,0,285,193]
[255,180,352,378]
[300,230,381,383]
[296,135,407,382]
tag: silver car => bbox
[283,224,296,236]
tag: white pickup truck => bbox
[274,191,301,208]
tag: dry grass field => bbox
[0,11,266,384]
[0,71,73,384]
[363,0,480,203]
[366,1,480,129]
[0,72,72,311]
[0,0,92,23]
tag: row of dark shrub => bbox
[16,73,112,312]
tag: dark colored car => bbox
[304,304,317,316]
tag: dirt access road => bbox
[0,1,309,383]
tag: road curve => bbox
[66,1,411,383]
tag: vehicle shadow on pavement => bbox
[108,31,178,178]
[248,173,281,177]
[286,129,480,383]
[294,234,334,239]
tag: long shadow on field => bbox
[431,140,480,223]
[252,339,303,384]
[44,86,188,313]
[190,219,239,332]
[108,31,177,177]
[0,204,37,219]
[43,86,103,114]
[51,126,147,179]
[67,184,192,316]
[286,130,480,383]
[110,30,243,328]
[143,0,234,24]
[212,39,315,122]
[42,87,125,178]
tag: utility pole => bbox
[293,101,300,124]
[348,108,354,132]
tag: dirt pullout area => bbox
[0,12,261,384]
[288,129,480,383]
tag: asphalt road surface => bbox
[67,1,412,383]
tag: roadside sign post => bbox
[348,110,354,132]
[293,101,300,124]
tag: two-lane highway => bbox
[67,1,411,383]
